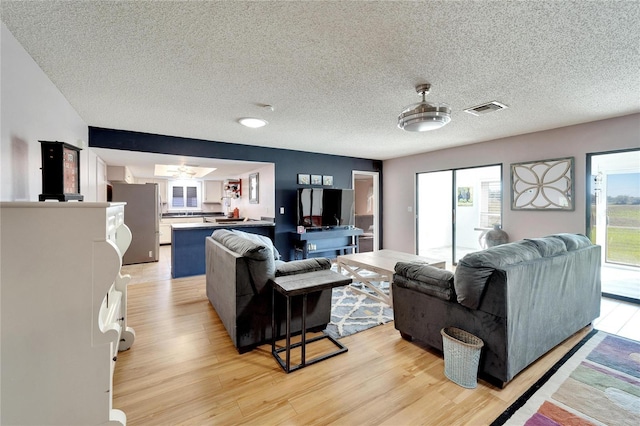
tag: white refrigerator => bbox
[112,183,160,264]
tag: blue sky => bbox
[608,173,640,197]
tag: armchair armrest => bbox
[393,262,456,302]
[275,257,331,277]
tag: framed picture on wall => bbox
[249,173,259,204]
[323,175,333,186]
[457,187,473,206]
[297,174,310,185]
[311,174,322,185]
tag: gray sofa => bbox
[206,229,332,353]
[392,233,601,387]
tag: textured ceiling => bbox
[2,1,639,161]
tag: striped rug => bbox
[494,330,640,426]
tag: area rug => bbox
[324,284,393,339]
[492,330,640,426]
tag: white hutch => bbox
[0,202,135,425]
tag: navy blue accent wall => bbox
[89,127,382,260]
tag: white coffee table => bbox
[336,249,446,305]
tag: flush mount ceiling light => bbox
[238,117,268,128]
[398,83,451,132]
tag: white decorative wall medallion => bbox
[511,157,574,210]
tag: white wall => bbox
[383,114,640,254]
[233,163,276,220]
[1,23,91,202]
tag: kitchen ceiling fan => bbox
[168,166,196,178]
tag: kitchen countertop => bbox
[162,212,224,218]
[171,220,275,230]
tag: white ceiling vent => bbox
[464,101,508,116]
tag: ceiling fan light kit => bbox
[398,83,451,132]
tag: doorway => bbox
[588,149,640,302]
[352,171,380,252]
[417,164,502,265]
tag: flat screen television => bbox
[297,188,355,229]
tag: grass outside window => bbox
[606,205,640,266]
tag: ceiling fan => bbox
[398,83,451,132]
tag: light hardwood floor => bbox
[114,246,639,425]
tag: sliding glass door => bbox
[417,165,502,265]
[417,170,453,261]
[588,149,640,302]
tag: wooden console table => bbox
[291,227,363,259]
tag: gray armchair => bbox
[206,229,332,353]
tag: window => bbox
[480,181,501,228]
[169,181,201,210]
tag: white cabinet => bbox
[204,180,222,203]
[159,217,205,244]
[0,202,135,425]
[159,220,172,244]
[107,165,135,183]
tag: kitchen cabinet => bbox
[159,216,205,244]
[204,180,222,203]
[0,202,134,425]
[159,221,172,245]
[107,165,135,183]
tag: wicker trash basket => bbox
[441,327,484,389]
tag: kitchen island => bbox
[160,213,225,245]
[171,220,275,278]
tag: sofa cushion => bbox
[452,265,495,309]
[394,262,454,290]
[454,240,541,309]
[231,229,281,260]
[547,233,592,251]
[459,240,541,268]
[212,229,275,293]
[212,229,271,260]
[275,257,331,276]
[525,237,567,257]
[393,262,455,301]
